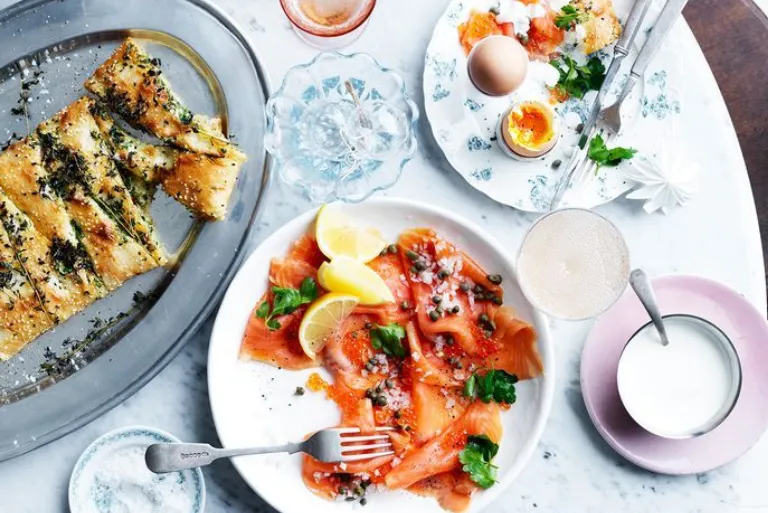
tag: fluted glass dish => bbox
[265,52,418,203]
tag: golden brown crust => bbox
[93,107,244,221]
[0,189,101,325]
[63,190,158,290]
[40,97,167,265]
[161,152,242,221]
[0,223,53,360]
[84,38,245,162]
[575,0,622,54]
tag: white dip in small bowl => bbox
[617,315,742,439]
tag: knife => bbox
[548,0,653,211]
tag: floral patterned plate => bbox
[423,0,683,212]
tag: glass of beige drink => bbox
[517,208,630,320]
[280,0,376,49]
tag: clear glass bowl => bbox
[265,52,419,203]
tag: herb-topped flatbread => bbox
[92,103,245,221]
[85,38,246,161]
[38,97,167,264]
[0,223,53,360]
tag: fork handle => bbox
[146,442,302,473]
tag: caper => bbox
[354,486,364,496]
[487,320,497,332]
[484,329,493,338]
[452,305,460,314]
[294,386,305,396]
[400,301,410,311]
[364,321,373,329]
[414,260,428,271]
[445,335,455,346]
[361,480,371,489]
[339,486,349,495]
[437,269,449,280]
[432,295,442,304]
[473,284,484,294]
[360,498,368,506]
[435,305,444,314]
[429,310,440,322]
[493,296,503,305]
[345,496,357,502]
[410,265,417,273]
[365,362,375,372]
[460,281,471,293]
[394,410,402,419]
[365,388,375,398]
[375,395,388,406]
[385,378,395,388]
[479,313,489,324]
[388,244,397,254]
[551,159,562,170]
[406,250,419,261]
[486,274,502,285]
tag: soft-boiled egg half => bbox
[496,101,560,159]
[467,35,529,96]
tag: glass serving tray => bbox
[0,0,271,460]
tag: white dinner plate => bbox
[208,197,555,513]
[423,0,683,212]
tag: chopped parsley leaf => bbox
[370,323,406,358]
[550,55,606,99]
[464,369,518,405]
[587,134,637,170]
[256,277,318,331]
[459,434,499,489]
[554,4,587,30]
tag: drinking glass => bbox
[280,0,376,49]
[516,208,631,320]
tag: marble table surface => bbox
[1,0,768,511]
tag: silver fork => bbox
[570,0,690,187]
[145,427,394,474]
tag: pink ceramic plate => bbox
[581,274,768,474]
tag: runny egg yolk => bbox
[507,103,555,150]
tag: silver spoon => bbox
[629,269,669,346]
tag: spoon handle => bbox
[629,269,670,346]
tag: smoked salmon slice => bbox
[385,402,502,490]
[239,223,542,511]
[409,471,478,513]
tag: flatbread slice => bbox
[93,106,243,221]
[0,189,101,324]
[84,38,246,162]
[0,223,53,360]
[38,97,167,264]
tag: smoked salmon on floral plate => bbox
[208,198,554,513]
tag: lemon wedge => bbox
[315,204,387,263]
[299,293,359,359]
[318,255,396,305]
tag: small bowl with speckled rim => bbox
[69,426,205,513]
[265,52,419,203]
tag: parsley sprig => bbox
[554,4,587,30]
[464,369,519,405]
[587,134,637,170]
[370,322,406,358]
[550,56,606,99]
[255,277,318,331]
[459,435,499,489]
